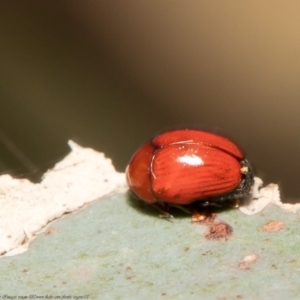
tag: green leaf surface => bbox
[1,193,299,299]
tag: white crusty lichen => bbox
[0,141,126,257]
[240,177,300,215]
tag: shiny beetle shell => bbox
[126,129,254,206]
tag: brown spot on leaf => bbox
[263,221,285,232]
[192,211,233,240]
[206,222,233,240]
[238,262,251,270]
[124,265,135,280]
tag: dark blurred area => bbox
[0,1,300,201]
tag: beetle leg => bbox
[170,204,192,214]
[151,203,174,219]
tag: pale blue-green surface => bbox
[1,193,300,299]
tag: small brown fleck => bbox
[62,281,67,285]
[238,262,250,270]
[184,247,190,252]
[271,264,277,269]
[263,221,285,232]
[236,295,243,299]
[7,235,11,238]
[288,259,297,264]
[192,210,233,240]
[161,293,167,296]
[45,227,58,235]
[206,222,233,240]
[124,265,135,280]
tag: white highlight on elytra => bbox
[177,154,203,166]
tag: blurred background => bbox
[0,1,300,201]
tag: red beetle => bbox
[126,129,254,211]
